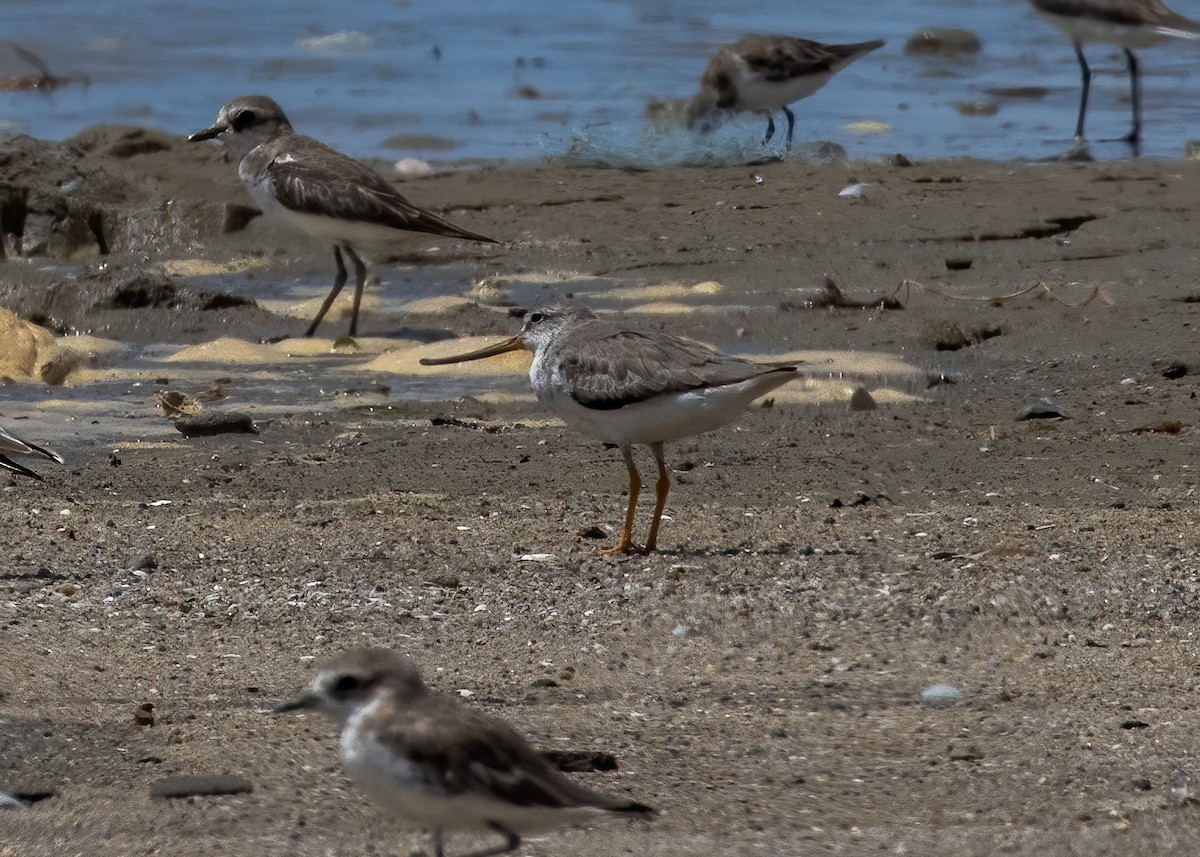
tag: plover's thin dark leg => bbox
[459,823,520,857]
[343,244,368,337]
[644,441,671,552]
[304,244,349,337]
[432,828,445,857]
[763,113,777,145]
[782,105,797,149]
[1072,41,1092,142]
[1124,49,1141,143]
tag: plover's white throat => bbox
[421,306,802,554]
[189,95,497,338]
[0,424,63,481]
[276,648,654,857]
[1030,0,1200,144]
[686,34,885,149]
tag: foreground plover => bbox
[685,34,885,148]
[1029,0,1200,144]
[189,96,497,338]
[421,306,801,554]
[0,424,62,480]
[276,648,654,857]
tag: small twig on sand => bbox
[893,278,1115,307]
[1121,420,1183,435]
[781,276,903,311]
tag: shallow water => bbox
[2,263,943,450]
[6,0,1200,165]
[1,1,1193,440]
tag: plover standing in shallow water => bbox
[276,648,655,857]
[189,96,497,338]
[0,423,62,480]
[685,34,885,148]
[421,306,802,554]
[1029,0,1200,144]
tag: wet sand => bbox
[1,127,1198,855]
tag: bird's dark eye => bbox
[232,110,257,132]
[331,674,363,696]
[528,311,545,324]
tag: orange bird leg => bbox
[643,442,671,553]
[602,445,642,554]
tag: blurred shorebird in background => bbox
[685,34,885,148]
[1029,0,1200,146]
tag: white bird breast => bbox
[239,163,400,254]
[732,66,834,111]
[340,704,599,833]
[1037,12,1175,48]
[533,358,793,446]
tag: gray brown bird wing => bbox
[1031,0,1200,29]
[719,35,882,83]
[0,425,63,473]
[370,700,651,812]
[265,137,496,242]
[558,322,797,410]
[0,455,44,480]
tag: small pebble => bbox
[921,683,962,701]
[954,101,999,117]
[838,183,872,199]
[175,412,258,437]
[542,749,619,773]
[151,774,253,799]
[394,158,434,176]
[2,786,55,804]
[905,27,982,58]
[133,702,155,728]
[1016,398,1068,421]
[849,387,877,411]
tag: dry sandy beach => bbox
[0,127,1199,855]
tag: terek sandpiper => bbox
[421,306,801,554]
